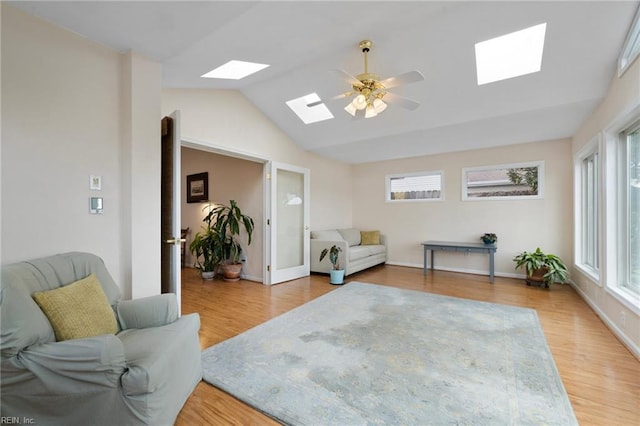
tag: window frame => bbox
[574,134,601,283]
[461,160,545,201]
[385,170,444,203]
[603,105,640,314]
[618,4,640,77]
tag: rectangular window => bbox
[582,152,599,271]
[462,161,544,200]
[619,123,640,296]
[386,171,443,202]
[618,5,640,76]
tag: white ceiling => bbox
[11,1,639,164]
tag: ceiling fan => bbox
[311,40,425,119]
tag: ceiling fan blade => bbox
[380,70,424,89]
[384,92,421,111]
[306,91,355,108]
[331,69,364,88]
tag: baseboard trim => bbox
[384,261,524,280]
[568,281,640,360]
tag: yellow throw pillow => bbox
[361,230,381,245]
[32,273,118,341]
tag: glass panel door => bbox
[268,162,310,284]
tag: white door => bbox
[161,110,182,314]
[267,162,310,284]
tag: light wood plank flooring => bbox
[176,265,639,426]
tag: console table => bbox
[422,241,497,283]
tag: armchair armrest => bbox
[2,335,126,395]
[116,293,178,330]
[310,239,348,273]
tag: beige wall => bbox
[352,139,573,277]
[181,147,263,281]
[162,89,353,232]
[1,5,162,299]
[572,58,640,357]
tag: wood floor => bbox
[176,265,639,426]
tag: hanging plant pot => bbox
[221,263,242,282]
[330,269,345,285]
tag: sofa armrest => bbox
[310,239,349,273]
[2,335,126,395]
[116,294,178,330]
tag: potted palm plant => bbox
[513,247,569,288]
[319,245,344,285]
[189,210,222,280]
[207,200,254,282]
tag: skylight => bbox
[475,23,547,85]
[286,93,334,125]
[201,60,269,80]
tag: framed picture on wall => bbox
[186,172,208,203]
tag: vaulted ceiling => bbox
[11,1,639,163]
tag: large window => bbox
[386,171,443,202]
[619,122,640,296]
[462,161,544,201]
[603,110,640,310]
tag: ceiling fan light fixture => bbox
[373,98,387,113]
[353,94,367,110]
[364,104,378,119]
[344,102,357,116]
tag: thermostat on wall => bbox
[90,197,103,214]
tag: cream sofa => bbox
[311,228,387,276]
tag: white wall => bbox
[181,147,263,281]
[1,5,162,299]
[2,4,122,277]
[572,58,640,357]
[162,89,353,232]
[352,139,573,277]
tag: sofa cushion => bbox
[349,246,371,262]
[32,274,118,341]
[367,245,387,256]
[338,228,361,246]
[361,230,381,245]
[310,229,344,241]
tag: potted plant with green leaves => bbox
[189,209,223,280]
[319,245,344,285]
[513,247,569,288]
[480,233,498,245]
[207,200,254,282]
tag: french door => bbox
[267,162,310,284]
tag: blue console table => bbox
[422,241,497,283]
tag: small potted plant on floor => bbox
[189,211,222,280]
[208,200,254,282]
[319,245,344,285]
[513,247,569,288]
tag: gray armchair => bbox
[0,252,202,425]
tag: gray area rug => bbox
[202,282,577,425]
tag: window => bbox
[618,5,640,76]
[619,121,640,296]
[386,171,443,202]
[583,152,599,270]
[575,136,600,279]
[462,161,544,200]
[604,108,640,311]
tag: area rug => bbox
[201,282,577,425]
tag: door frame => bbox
[180,137,271,283]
